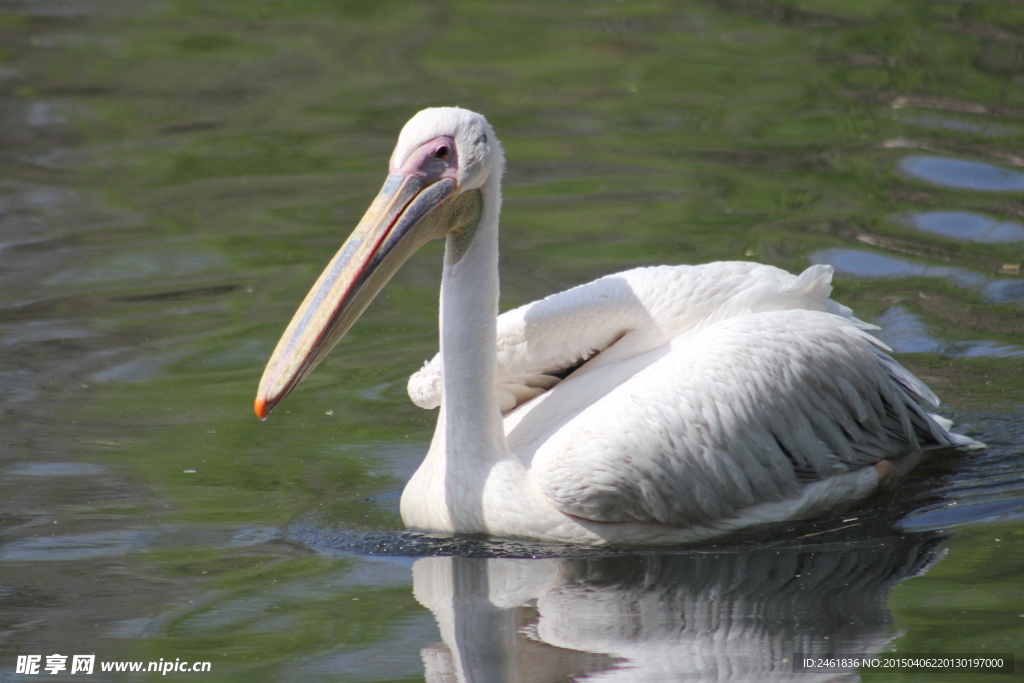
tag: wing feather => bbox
[528,310,956,527]
[409,262,860,412]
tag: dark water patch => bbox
[902,211,1024,243]
[900,412,1024,531]
[287,519,627,560]
[901,468,1024,531]
[900,498,1024,530]
[288,519,943,560]
[289,471,957,559]
[713,0,861,28]
[899,156,1024,192]
[112,284,240,303]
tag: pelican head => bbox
[255,107,502,419]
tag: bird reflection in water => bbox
[410,535,943,682]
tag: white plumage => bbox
[257,107,974,545]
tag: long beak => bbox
[254,173,460,419]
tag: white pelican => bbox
[255,107,971,545]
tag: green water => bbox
[1,1,1022,680]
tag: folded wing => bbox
[409,262,860,412]
[528,309,954,527]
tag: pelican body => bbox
[256,108,968,545]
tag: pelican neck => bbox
[437,177,508,459]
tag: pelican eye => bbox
[435,145,450,160]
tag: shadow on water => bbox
[292,500,950,681]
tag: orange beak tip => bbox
[254,395,270,421]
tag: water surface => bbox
[1,1,1023,681]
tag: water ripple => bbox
[903,211,1024,243]
[874,307,1024,359]
[900,115,1016,138]
[810,248,1024,304]
[899,156,1024,192]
